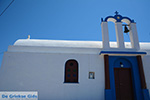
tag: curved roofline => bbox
[13,39,150,50]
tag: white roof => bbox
[14,39,103,48]
[14,39,150,50]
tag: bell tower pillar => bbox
[115,22,125,49]
[101,22,110,49]
[129,23,140,50]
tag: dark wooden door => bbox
[114,68,134,100]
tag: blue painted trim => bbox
[105,89,113,100]
[143,89,150,100]
[99,51,147,55]
[104,16,115,21]
[107,56,149,100]
[101,18,103,22]
[102,11,135,23]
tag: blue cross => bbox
[115,11,119,15]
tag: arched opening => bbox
[64,59,78,83]
[114,58,132,68]
[108,21,117,48]
[122,22,132,48]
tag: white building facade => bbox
[0,12,150,100]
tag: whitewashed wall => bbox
[0,51,105,100]
[0,40,150,100]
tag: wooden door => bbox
[114,68,134,100]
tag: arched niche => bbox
[113,58,132,68]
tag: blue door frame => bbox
[105,56,149,100]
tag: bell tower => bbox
[101,11,140,50]
[101,12,149,100]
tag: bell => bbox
[124,25,129,33]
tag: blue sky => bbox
[0,0,150,66]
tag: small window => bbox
[64,59,78,83]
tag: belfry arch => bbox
[101,11,140,50]
[107,21,116,48]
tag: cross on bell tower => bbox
[115,11,119,15]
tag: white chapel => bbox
[0,12,150,100]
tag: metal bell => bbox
[124,25,129,33]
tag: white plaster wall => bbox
[0,39,150,99]
[0,52,104,100]
[142,53,150,95]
